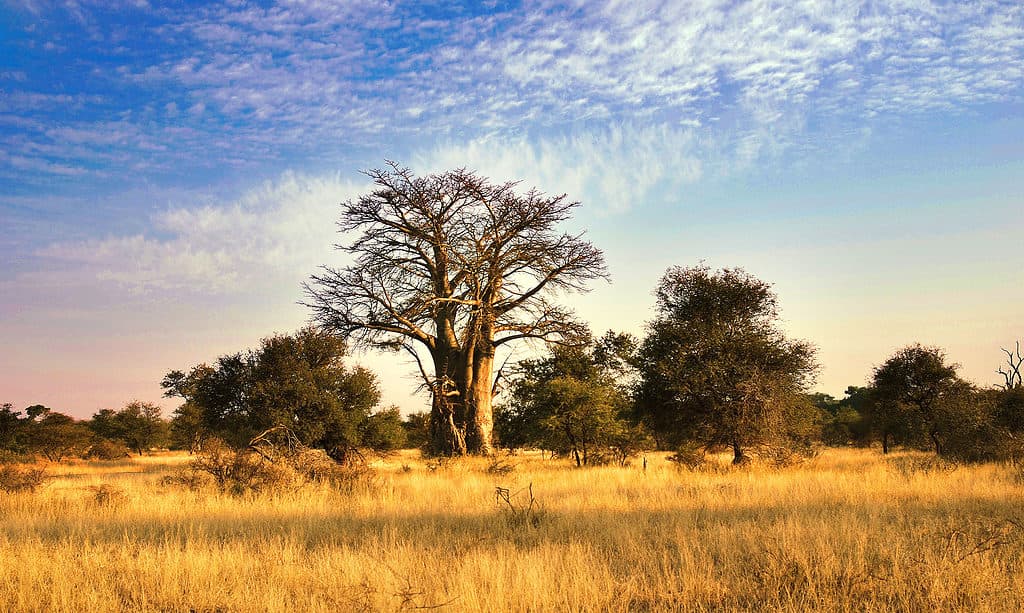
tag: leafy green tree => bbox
[0,403,25,452]
[496,332,648,466]
[994,386,1024,434]
[89,403,169,455]
[933,382,1019,462]
[820,387,873,447]
[360,406,407,452]
[634,265,818,464]
[88,408,121,441]
[23,408,93,462]
[869,344,960,455]
[163,326,393,461]
[168,402,205,452]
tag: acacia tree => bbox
[495,332,647,466]
[870,344,961,455]
[305,164,606,455]
[634,265,818,464]
[162,327,394,461]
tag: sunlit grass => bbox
[2,448,1023,611]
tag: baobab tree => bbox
[305,163,606,455]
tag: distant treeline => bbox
[4,267,1021,467]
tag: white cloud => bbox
[37,172,369,293]
[6,0,1023,194]
[29,122,706,293]
[415,124,703,215]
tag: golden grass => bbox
[2,448,1023,612]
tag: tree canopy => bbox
[869,344,962,455]
[162,326,400,461]
[635,265,819,464]
[305,163,606,455]
[495,331,647,466]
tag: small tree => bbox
[819,387,872,447]
[870,344,960,455]
[169,402,206,452]
[113,401,170,455]
[496,333,647,466]
[634,265,818,464]
[23,409,93,462]
[0,403,25,453]
[934,382,1019,462]
[163,326,390,462]
[401,411,431,450]
[360,406,407,452]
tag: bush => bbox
[158,469,210,491]
[484,456,516,476]
[85,439,131,460]
[87,484,128,507]
[888,455,958,478]
[289,447,376,493]
[172,436,376,496]
[666,443,708,471]
[758,443,820,469]
[189,438,297,495]
[0,464,47,493]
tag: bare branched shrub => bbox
[0,464,47,493]
[0,450,36,464]
[158,469,210,491]
[426,456,453,472]
[169,432,376,496]
[87,484,128,507]
[495,483,545,530]
[937,519,1022,565]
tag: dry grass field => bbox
[2,448,1024,612]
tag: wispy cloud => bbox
[3,0,1020,188]
[36,173,367,293]
[415,124,703,214]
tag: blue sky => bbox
[2,0,1022,416]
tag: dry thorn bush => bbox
[159,436,377,496]
[87,483,129,508]
[483,455,515,476]
[888,454,959,478]
[84,439,131,460]
[0,464,47,493]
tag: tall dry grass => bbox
[1,449,1023,612]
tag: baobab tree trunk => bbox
[429,393,466,456]
[428,343,468,456]
[427,339,495,456]
[464,358,495,455]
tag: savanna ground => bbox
[2,448,1024,612]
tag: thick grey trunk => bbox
[464,354,494,455]
[428,344,468,456]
